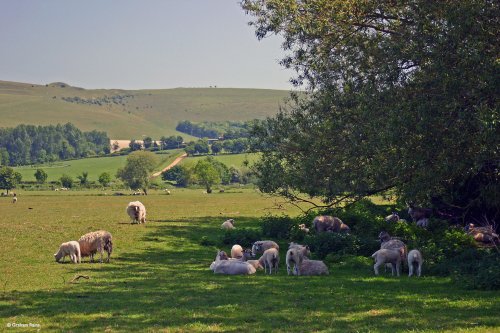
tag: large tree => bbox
[242,0,499,220]
[116,151,158,195]
[0,166,22,193]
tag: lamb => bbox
[407,203,432,222]
[313,215,350,233]
[251,240,279,256]
[372,248,405,276]
[286,243,311,275]
[385,212,400,222]
[231,244,252,260]
[408,249,423,277]
[221,219,235,230]
[126,201,146,224]
[78,230,113,263]
[54,241,81,264]
[379,231,408,260]
[258,248,280,274]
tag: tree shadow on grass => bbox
[1,216,500,332]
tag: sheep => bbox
[408,249,423,277]
[385,212,400,222]
[466,223,499,245]
[372,248,405,276]
[231,244,246,259]
[379,231,408,264]
[210,250,256,275]
[251,240,279,257]
[164,189,171,195]
[12,196,17,204]
[407,203,432,222]
[247,259,264,270]
[294,259,329,276]
[416,218,429,228]
[286,243,310,275]
[298,224,310,233]
[313,215,350,233]
[258,248,280,274]
[78,230,113,263]
[221,219,235,230]
[54,241,81,264]
[126,201,146,224]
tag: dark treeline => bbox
[176,120,261,139]
[0,123,110,166]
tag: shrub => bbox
[220,228,262,248]
[261,215,297,239]
[199,236,216,247]
[304,233,360,259]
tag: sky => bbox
[0,1,294,90]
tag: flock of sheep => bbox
[216,212,425,277]
[53,201,145,264]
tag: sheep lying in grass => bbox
[286,243,310,275]
[126,201,146,224]
[408,249,423,277]
[247,259,264,270]
[78,230,113,263]
[466,223,499,245]
[54,241,81,264]
[210,250,256,275]
[258,248,279,274]
[221,219,235,230]
[295,259,329,276]
[251,240,279,257]
[372,248,405,276]
[231,244,253,260]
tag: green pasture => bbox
[0,189,498,332]
[13,150,184,182]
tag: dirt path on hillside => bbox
[152,153,188,177]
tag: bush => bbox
[199,236,216,247]
[304,233,360,259]
[220,228,262,248]
[261,215,297,239]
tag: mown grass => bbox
[0,189,499,332]
[13,150,184,182]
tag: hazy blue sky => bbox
[0,1,294,90]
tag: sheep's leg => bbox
[417,263,422,277]
[70,254,75,263]
[408,263,414,277]
[390,263,396,276]
[396,262,401,277]
[374,262,382,275]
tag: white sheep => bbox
[247,259,264,270]
[286,243,310,275]
[126,201,146,224]
[164,189,171,195]
[12,197,17,204]
[78,230,113,263]
[294,259,329,276]
[313,215,350,233]
[385,212,400,222]
[251,240,279,256]
[379,231,408,260]
[221,219,235,230]
[372,248,404,276]
[210,250,256,275]
[408,249,423,277]
[54,241,81,264]
[231,244,244,259]
[258,248,280,274]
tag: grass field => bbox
[180,153,260,168]
[14,150,184,182]
[0,80,290,139]
[0,189,498,332]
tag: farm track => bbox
[152,153,188,177]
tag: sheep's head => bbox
[251,242,261,256]
[379,231,391,243]
[54,251,63,262]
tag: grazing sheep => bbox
[313,215,350,233]
[251,240,279,256]
[126,201,146,224]
[407,203,432,222]
[286,243,311,275]
[408,249,423,277]
[379,231,408,260]
[78,230,113,263]
[54,241,81,264]
[210,250,256,275]
[298,224,310,233]
[258,248,280,274]
[221,219,235,230]
[385,212,400,222]
[372,248,404,276]
[294,259,329,276]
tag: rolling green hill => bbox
[0,80,290,139]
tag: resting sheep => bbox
[313,215,350,233]
[126,201,146,224]
[54,241,81,264]
[78,230,113,263]
[210,250,256,275]
[298,224,310,233]
[231,244,252,260]
[294,259,329,276]
[251,240,279,257]
[258,248,280,274]
[466,223,499,245]
[372,248,404,276]
[408,249,423,277]
[221,219,235,230]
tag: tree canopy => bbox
[242,0,499,220]
[116,151,159,194]
[0,166,22,193]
